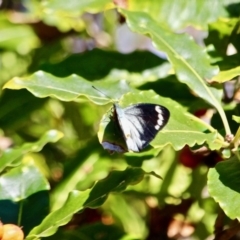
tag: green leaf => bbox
[208,158,240,220]
[233,115,240,123]
[29,0,112,32]
[107,195,147,238]
[212,66,240,82]
[84,167,145,208]
[0,130,63,172]
[205,18,239,56]
[120,9,231,135]
[26,167,146,239]
[121,10,220,102]
[0,162,50,201]
[26,190,91,240]
[98,91,223,152]
[126,0,228,30]
[3,71,132,105]
[0,160,50,235]
[0,17,39,53]
[45,0,112,12]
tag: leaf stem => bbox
[18,201,24,226]
[218,107,231,135]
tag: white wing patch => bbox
[155,106,164,130]
[113,103,170,152]
[118,113,143,152]
[115,104,143,152]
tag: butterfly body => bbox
[113,103,170,152]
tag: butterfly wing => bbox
[114,103,170,152]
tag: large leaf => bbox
[26,190,91,240]
[123,0,229,30]
[26,167,146,239]
[84,167,145,208]
[0,130,63,172]
[0,161,50,235]
[98,91,224,152]
[208,157,240,220]
[120,9,231,134]
[0,162,49,201]
[106,194,147,238]
[3,71,133,105]
[44,0,112,12]
[27,0,113,32]
[98,91,224,151]
[0,16,39,53]
[212,66,240,83]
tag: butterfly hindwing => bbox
[114,103,170,152]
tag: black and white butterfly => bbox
[108,102,170,152]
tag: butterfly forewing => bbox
[114,103,170,152]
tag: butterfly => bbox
[92,86,170,153]
[109,102,170,152]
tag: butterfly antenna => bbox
[92,86,115,101]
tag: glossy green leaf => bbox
[29,0,112,32]
[0,162,50,201]
[84,167,145,208]
[26,190,91,240]
[102,63,172,89]
[212,66,240,82]
[233,115,240,123]
[126,0,228,30]
[120,9,231,134]
[121,10,220,102]
[26,167,146,239]
[107,195,147,238]
[0,130,63,172]
[44,0,112,12]
[99,91,223,152]
[208,158,240,220]
[3,71,133,105]
[0,17,39,53]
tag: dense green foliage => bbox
[1,0,240,239]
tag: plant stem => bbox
[218,107,231,135]
[18,201,23,226]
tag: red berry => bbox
[194,109,207,118]
[179,146,202,168]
